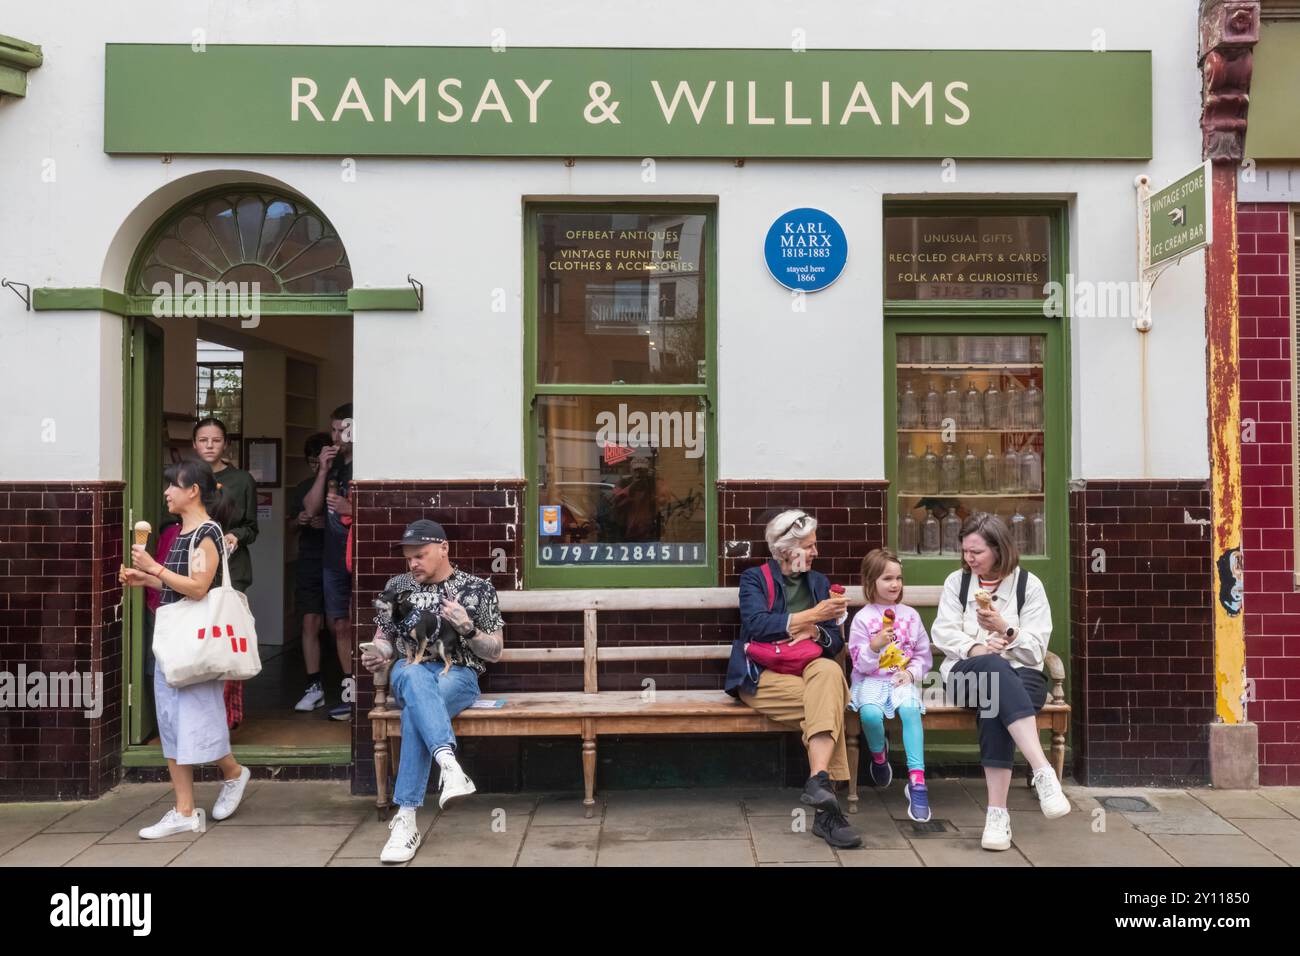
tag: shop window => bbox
[526,206,716,587]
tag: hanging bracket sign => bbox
[1134,160,1213,331]
[764,208,848,292]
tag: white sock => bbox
[396,806,417,824]
[434,748,458,771]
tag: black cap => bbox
[395,519,449,548]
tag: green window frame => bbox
[523,202,718,588]
[882,200,1072,665]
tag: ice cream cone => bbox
[974,590,993,610]
[133,521,151,548]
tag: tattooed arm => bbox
[466,628,505,663]
[439,595,505,663]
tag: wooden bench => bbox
[367,586,1070,818]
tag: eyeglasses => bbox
[776,513,814,539]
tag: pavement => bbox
[1,780,1298,866]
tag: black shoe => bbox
[814,806,863,849]
[869,739,894,789]
[801,770,840,812]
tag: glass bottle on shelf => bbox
[935,336,955,363]
[993,335,1009,362]
[982,444,999,492]
[1010,508,1029,553]
[1001,445,1021,493]
[923,380,942,428]
[1008,335,1030,363]
[971,335,993,364]
[1020,447,1043,493]
[1005,377,1023,430]
[957,336,972,363]
[899,381,920,429]
[942,377,961,427]
[898,510,919,554]
[961,446,981,493]
[963,380,984,429]
[984,378,1003,429]
[941,509,961,554]
[940,446,961,494]
[921,445,940,494]
[1029,335,1044,363]
[1031,509,1047,555]
[901,445,920,492]
[920,509,941,555]
[1024,377,1043,429]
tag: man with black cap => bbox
[361,519,505,864]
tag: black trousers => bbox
[947,655,1047,769]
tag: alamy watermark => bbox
[0,666,104,719]
[151,273,262,328]
[595,402,705,459]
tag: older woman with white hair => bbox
[725,509,860,850]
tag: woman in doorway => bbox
[191,417,259,730]
[120,459,251,837]
[726,509,861,851]
[930,512,1071,852]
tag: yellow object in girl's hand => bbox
[878,641,908,672]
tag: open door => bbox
[123,317,164,745]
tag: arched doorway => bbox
[121,184,355,766]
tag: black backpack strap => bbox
[958,568,972,608]
[1016,567,1029,616]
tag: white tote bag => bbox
[153,520,262,688]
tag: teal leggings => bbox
[859,703,925,772]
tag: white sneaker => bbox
[294,683,325,712]
[212,766,251,821]
[138,808,202,840]
[1031,765,1072,819]
[437,759,477,809]
[380,812,421,863]
[981,806,1012,851]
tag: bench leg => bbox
[582,729,597,819]
[845,723,860,814]
[373,724,390,821]
[1052,730,1066,782]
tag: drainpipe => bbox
[1198,0,1258,788]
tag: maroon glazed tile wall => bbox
[1069,480,1214,786]
[0,482,124,800]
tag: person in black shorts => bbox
[303,403,354,720]
[291,432,331,711]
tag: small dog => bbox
[373,586,468,675]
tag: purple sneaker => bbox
[905,781,932,822]
[868,739,893,789]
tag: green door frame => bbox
[881,201,1072,763]
[522,202,719,589]
[119,314,350,767]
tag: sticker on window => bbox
[540,505,561,536]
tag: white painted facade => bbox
[1,0,1209,484]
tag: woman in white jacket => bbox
[930,512,1071,851]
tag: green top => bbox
[782,572,813,614]
[212,464,258,592]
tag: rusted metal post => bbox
[1199,0,1260,785]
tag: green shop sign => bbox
[104,45,1151,159]
[1142,160,1212,270]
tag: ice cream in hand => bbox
[133,521,151,548]
[974,590,993,610]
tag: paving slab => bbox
[597,837,754,867]
[836,847,923,867]
[884,779,987,827]
[66,842,189,867]
[1149,833,1288,867]
[44,784,175,834]
[0,803,78,856]
[1188,788,1296,820]
[517,827,601,866]
[603,790,748,841]
[169,825,354,866]
[1006,809,1177,867]
[408,825,526,867]
[328,857,396,867]
[910,837,1031,866]
[1230,817,1300,865]
[1112,790,1244,835]
[741,789,814,817]
[0,832,102,867]
[215,780,359,826]
[1258,788,1300,819]
[748,812,839,863]
[530,794,605,827]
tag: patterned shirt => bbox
[372,568,504,675]
[159,524,225,606]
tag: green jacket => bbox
[213,464,258,592]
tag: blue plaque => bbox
[764,207,848,292]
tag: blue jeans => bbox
[390,660,480,808]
